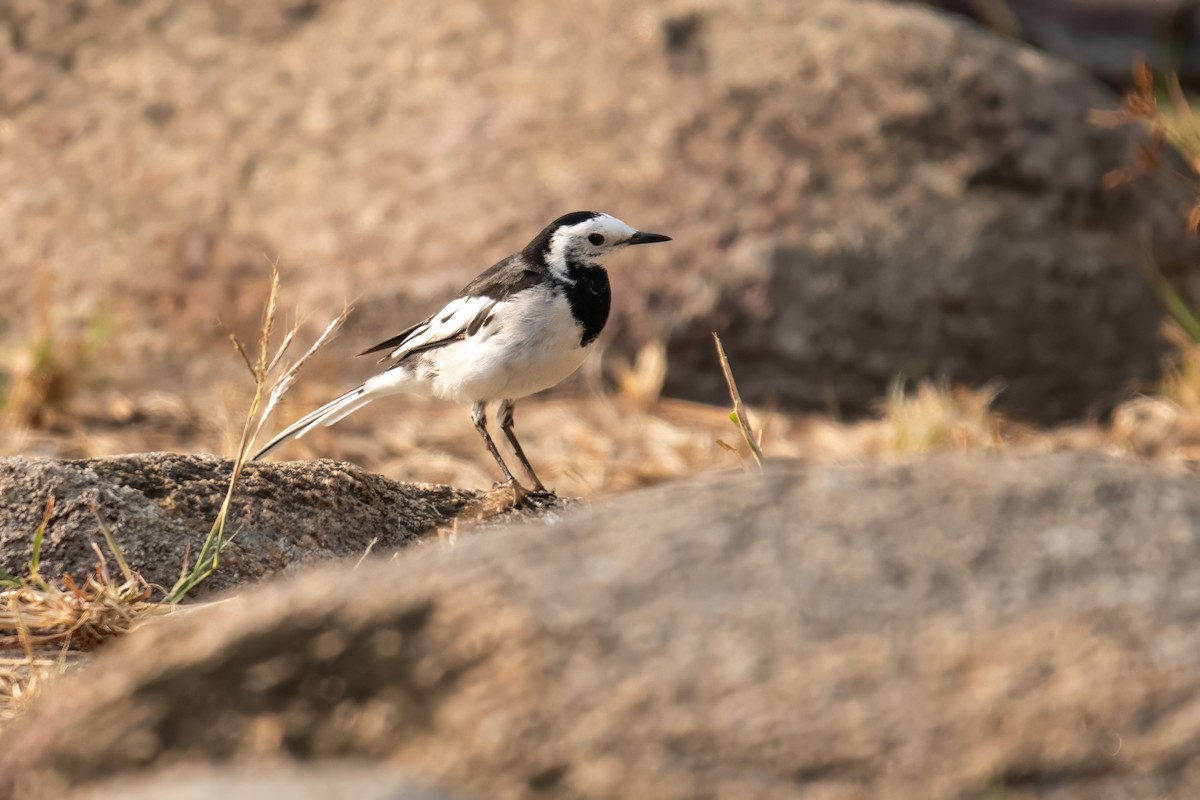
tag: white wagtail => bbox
[253,211,671,504]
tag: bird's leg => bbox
[497,399,549,493]
[472,400,535,505]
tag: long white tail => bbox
[253,373,401,460]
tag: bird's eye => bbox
[588,233,605,246]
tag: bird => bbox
[252,211,671,505]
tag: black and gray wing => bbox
[359,254,548,364]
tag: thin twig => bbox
[353,537,379,570]
[166,263,347,602]
[713,333,764,468]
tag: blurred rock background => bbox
[1,0,1199,489]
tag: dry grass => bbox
[0,574,163,652]
[1092,61,1197,195]
[1109,326,1200,460]
[882,379,1006,456]
[0,499,173,724]
[0,653,70,725]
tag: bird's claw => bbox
[511,483,558,510]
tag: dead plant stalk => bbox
[167,262,347,601]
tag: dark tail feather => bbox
[252,384,372,460]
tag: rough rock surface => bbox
[5,453,1200,799]
[0,453,485,597]
[0,0,1192,423]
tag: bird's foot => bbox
[510,481,558,510]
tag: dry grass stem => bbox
[353,538,379,570]
[713,333,764,468]
[167,263,347,602]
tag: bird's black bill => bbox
[628,231,672,245]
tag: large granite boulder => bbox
[4,453,1200,798]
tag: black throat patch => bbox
[561,262,611,347]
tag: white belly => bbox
[422,288,591,402]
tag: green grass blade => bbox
[89,504,136,586]
[1159,278,1200,343]
[28,498,54,591]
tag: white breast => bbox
[422,287,591,403]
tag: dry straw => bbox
[0,498,169,724]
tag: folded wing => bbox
[359,255,547,365]
[360,294,498,364]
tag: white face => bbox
[548,213,640,271]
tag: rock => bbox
[657,0,1191,423]
[0,453,490,597]
[913,0,1200,88]
[72,765,465,800]
[5,453,1200,798]
[0,0,1190,427]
